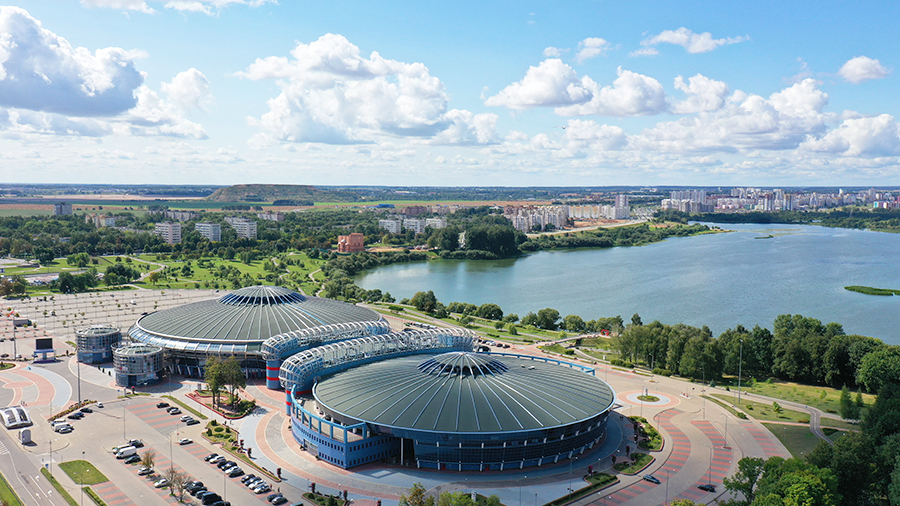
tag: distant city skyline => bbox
[0,2,898,186]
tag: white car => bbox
[178,438,192,445]
[154,478,169,488]
[179,415,192,422]
[97,402,104,408]
[57,426,73,434]
[138,467,153,476]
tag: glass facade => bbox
[76,325,121,364]
[113,343,165,388]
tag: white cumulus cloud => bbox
[239,33,494,146]
[838,56,891,84]
[575,37,611,63]
[543,46,564,57]
[484,59,593,110]
[555,66,667,117]
[670,74,729,114]
[802,114,900,156]
[161,68,213,112]
[637,27,748,54]
[0,6,144,116]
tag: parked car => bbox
[217,460,234,469]
[267,493,284,503]
[154,478,169,488]
[124,455,141,464]
[179,415,193,422]
[97,402,103,408]
[138,467,154,476]
[642,474,660,484]
[186,418,200,425]
[245,478,263,488]
[168,408,181,415]
[698,484,716,492]
[67,412,83,420]
[271,497,287,505]
[156,402,169,409]
[241,474,257,484]
[57,425,73,434]
[127,439,144,448]
[79,407,93,413]
[205,453,219,462]
[227,467,244,478]
[209,455,224,464]
[178,438,193,445]
[190,487,208,497]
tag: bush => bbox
[736,412,748,419]
[651,368,672,377]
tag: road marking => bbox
[0,441,8,455]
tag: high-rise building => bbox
[225,217,258,239]
[378,219,402,234]
[154,221,182,245]
[195,222,221,241]
[257,212,285,222]
[53,202,73,215]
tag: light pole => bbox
[706,445,713,485]
[81,451,85,506]
[665,467,669,503]
[737,339,744,404]
[567,456,577,494]
[519,475,525,506]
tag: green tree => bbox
[562,314,586,332]
[399,483,434,506]
[724,456,765,505]
[856,346,900,393]
[436,492,474,506]
[476,303,503,321]
[839,385,860,420]
[67,252,90,268]
[221,356,247,408]
[410,291,438,313]
[535,308,560,330]
[204,356,224,409]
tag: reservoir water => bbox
[355,223,900,345]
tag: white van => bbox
[51,419,67,428]
[53,423,73,433]
[115,446,137,459]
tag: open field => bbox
[740,380,874,414]
[762,423,822,458]
[59,460,109,486]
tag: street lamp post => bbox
[737,339,744,404]
[81,451,85,506]
[519,476,525,506]
[706,445,713,485]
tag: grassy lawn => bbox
[711,394,809,423]
[818,418,858,430]
[613,453,654,474]
[740,380,874,414]
[762,423,823,458]
[59,460,109,485]
[0,470,24,506]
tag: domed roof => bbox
[133,286,381,344]
[314,353,614,434]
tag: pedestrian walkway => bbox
[670,420,733,503]
[92,480,136,506]
[740,421,788,458]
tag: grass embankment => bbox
[41,468,78,506]
[630,416,663,451]
[162,395,207,420]
[543,474,617,506]
[845,285,900,296]
[59,460,109,485]
[763,423,822,458]
[710,394,809,423]
[0,470,24,506]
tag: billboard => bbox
[35,338,53,350]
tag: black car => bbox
[241,474,257,484]
[205,453,219,462]
[156,402,170,409]
[186,419,200,425]
[698,484,716,492]
[186,483,205,493]
[190,487,208,497]
[127,439,144,448]
[79,407,93,413]
[124,455,141,464]
[67,412,84,420]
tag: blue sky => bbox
[0,1,897,187]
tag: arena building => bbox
[285,351,615,470]
[124,285,616,472]
[127,286,387,379]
